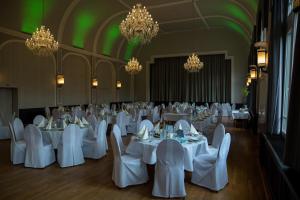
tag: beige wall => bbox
[135,28,250,103]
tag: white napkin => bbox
[142,128,149,140]
[37,118,45,128]
[137,125,146,138]
[46,117,53,130]
[190,124,199,135]
[63,120,67,129]
[79,119,85,128]
[100,110,105,116]
[154,122,160,133]
[74,116,79,124]
[82,117,89,125]
[179,123,183,130]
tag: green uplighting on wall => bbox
[223,20,249,41]
[124,37,140,61]
[21,0,54,33]
[102,24,121,55]
[225,4,252,30]
[248,0,258,12]
[72,10,96,48]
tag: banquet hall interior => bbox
[0,0,299,199]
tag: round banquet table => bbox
[41,126,89,149]
[126,135,209,172]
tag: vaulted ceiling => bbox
[0,0,257,61]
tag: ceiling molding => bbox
[193,0,210,29]
[230,0,255,23]
[57,0,81,42]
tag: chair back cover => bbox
[96,120,107,143]
[45,107,51,118]
[8,122,16,142]
[112,124,125,154]
[139,119,154,131]
[52,109,60,120]
[153,139,186,198]
[87,114,98,130]
[24,124,43,148]
[13,118,24,141]
[111,126,122,159]
[58,124,84,167]
[212,124,225,149]
[33,115,46,126]
[218,133,231,161]
[174,119,190,134]
[116,111,127,136]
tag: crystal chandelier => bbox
[120,3,159,44]
[25,25,59,56]
[184,53,204,72]
[125,57,142,75]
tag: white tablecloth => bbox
[41,127,89,149]
[126,136,209,172]
[162,113,191,122]
[232,110,250,120]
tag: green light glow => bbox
[72,10,96,48]
[21,0,54,33]
[225,4,252,30]
[124,37,140,61]
[101,24,121,55]
[223,20,249,41]
[248,0,258,12]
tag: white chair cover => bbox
[207,124,225,157]
[24,124,55,168]
[33,115,46,127]
[112,124,126,154]
[82,120,107,159]
[116,111,128,136]
[9,122,26,164]
[139,119,154,131]
[152,106,160,123]
[13,118,25,141]
[87,114,98,131]
[57,124,85,167]
[174,119,190,134]
[152,139,186,198]
[52,109,60,120]
[45,107,51,119]
[111,127,148,188]
[191,133,231,191]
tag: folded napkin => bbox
[190,124,199,135]
[45,117,53,130]
[63,120,67,129]
[78,119,85,128]
[179,123,183,130]
[154,122,160,133]
[82,117,89,125]
[37,118,45,128]
[100,110,105,116]
[74,116,79,124]
[137,125,146,138]
[142,128,149,140]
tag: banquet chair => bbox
[13,118,25,141]
[174,119,190,134]
[8,122,26,164]
[152,139,186,198]
[191,133,231,191]
[24,124,55,168]
[57,124,85,167]
[33,115,46,127]
[116,111,128,136]
[139,119,154,132]
[87,114,98,131]
[152,106,161,123]
[111,126,148,188]
[207,124,226,156]
[82,120,107,159]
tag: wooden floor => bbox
[0,118,267,200]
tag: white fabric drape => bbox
[152,139,186,198]
[24,124,55,168]
[9,122,26,164]
[13,118,24,141]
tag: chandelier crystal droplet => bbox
[125,57,143,75]
[184,53,204,72]
[25,25,59,56]
[120,3,159,44]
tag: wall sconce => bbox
[293,0,300,12]
[116,80,122,89]
[257,48,268,68]
[56,74,64,87]
[92,78,98,88]
[246,75,252,86]
[250,65,257,79]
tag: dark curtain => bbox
[150,54,231,103]
[284,14,300,174]
[266,0,287,134]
